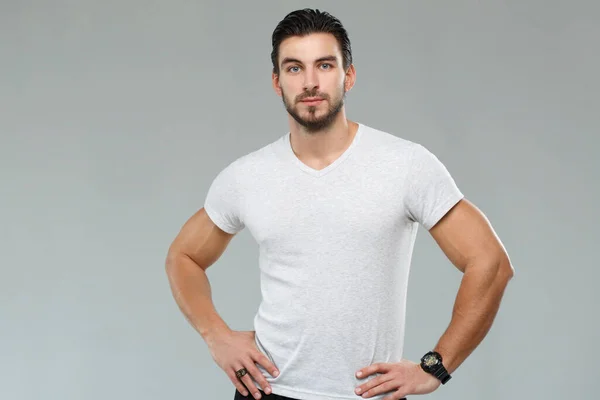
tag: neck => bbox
[288,115,359,161]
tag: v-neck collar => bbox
[280,123,364,178]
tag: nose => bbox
[302,68,319,92]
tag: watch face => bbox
[423,354,439,367]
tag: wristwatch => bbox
[420,351,452,384]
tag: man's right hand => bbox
[207,329,279,399]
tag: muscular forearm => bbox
[433,257,513,374]
[166,254,231,344]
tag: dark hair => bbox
[270,8,353,75]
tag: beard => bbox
[281,81,346,133]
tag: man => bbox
[165,8,514,400]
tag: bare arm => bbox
[428,199,515,374]
[165,207,235,345]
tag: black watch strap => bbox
[432,365,451,384]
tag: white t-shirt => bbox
[204,122,464,400]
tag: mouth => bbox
[300,97,324,105]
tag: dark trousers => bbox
[234,389,297,400]
[234,388,406,400]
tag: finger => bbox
[235,363,262,400]
[383,388,409,400]
[355,373,392,396]
[244,360,273,395]
[252,351,280,378]
[225,368,250,397]
[357,363,391,378]
[362,380,401,399]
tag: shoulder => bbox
[358,123,426,162]
[358,124,454,182]
[211,135,281,182]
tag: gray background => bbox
[1,1,598,399]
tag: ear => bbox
[344,64,356,92]
[272,72,282,97]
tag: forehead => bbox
[278,33,342,64]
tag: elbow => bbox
[466,252,514,286]
[165,249,208,275]
[496,253,515,284]
[165,248,182,275]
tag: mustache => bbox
[297,92,329,101]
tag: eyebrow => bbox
[280,55,338,67]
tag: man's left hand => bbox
[354,360,441,399]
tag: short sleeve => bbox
[203,163,245,234]
[403,144,464,230]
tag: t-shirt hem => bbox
[269,384,386,400]
[203,204,239,234]
[423,192,464,230]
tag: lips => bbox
[300,97,325,106]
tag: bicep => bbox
[167,208,235,271]
[428,199,510,273]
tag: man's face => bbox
[273,33,355,132]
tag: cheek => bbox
[328,75,346,93]
[280,81,298,97]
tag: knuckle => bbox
[250,364,264,376]
[244,365,259,378]
[249,364,267,378]
[232,378,246,392]
[242,376,257,389]
[254,352,269,366]
[261,355,271,366]
[248,365,270,387]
